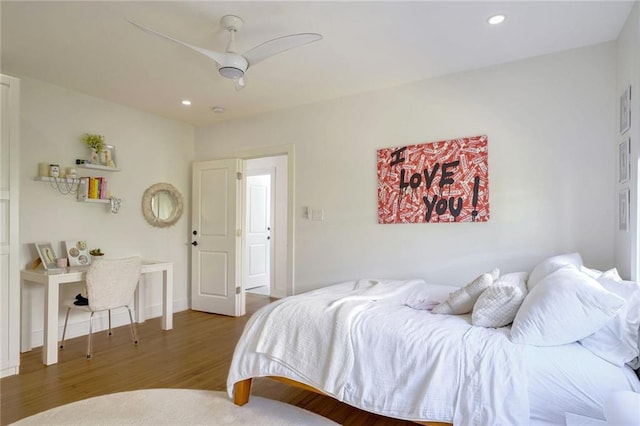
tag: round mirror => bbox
[142,183,184,228]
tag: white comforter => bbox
[227,279,529,425]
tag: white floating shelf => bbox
[78,198,110,204]
[77,164,121,172]
[34,176,80,183]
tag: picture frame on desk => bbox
[65,240,91,266]
[35,242,59,270]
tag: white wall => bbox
[196,43,617,293]
[18,76,193,345]
[615,2,640,280]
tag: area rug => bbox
[11,389,338,425]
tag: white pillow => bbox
[600,268,623,282]
[510,265,625,346]
[472,272,529,328]
[579,265,602,279]
[579,276,640,366]
[432,268,499,315]
[527,252,583,291]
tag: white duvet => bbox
[227,279,529,425]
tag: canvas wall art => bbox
[377,135,489,224]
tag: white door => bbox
[191,159,245,317]
[244,174,271,291]
[1,74,20,377]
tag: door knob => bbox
[191,241,198,246]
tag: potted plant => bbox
[82,133,104,164]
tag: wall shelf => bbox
[34,176,112,203]
[78,164,121,172]
[34,176,79,183]
[79,198,110,204]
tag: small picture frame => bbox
[35,242,59,270]
[102,144,117,168]
[619,137,630,183]
[620,85,631,135]
[619,188,630,232]
[65,240,91,266]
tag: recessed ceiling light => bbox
[181,100,191,106]
[488,14,506,25]
[212,106,225,114]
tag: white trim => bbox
[1,74,20,377]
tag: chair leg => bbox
[126,306,138,345]
[60,307,71,349]
[108,309,112,336]
[87,312,95,359]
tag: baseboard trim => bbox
[26,299,189,349]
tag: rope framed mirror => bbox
[141,183,184,228]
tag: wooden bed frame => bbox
[233,377,452,426]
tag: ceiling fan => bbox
[129,15,322,90]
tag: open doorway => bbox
[191,148,293,316]
[243,155,288,299]
[244,171,272,296]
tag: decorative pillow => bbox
[579,276,640,366]
[527,252,583,291]
[510,265,625,346]
[432,268,499,315]
[472,272,529,328]
[580,265,602,280]
[600,268,623,282]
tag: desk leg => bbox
[162,265,173,330]
[43,280,59,365]
[20,278,33,353]
[134,277,145,324]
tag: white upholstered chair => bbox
[60,256,142,359]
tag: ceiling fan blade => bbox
[243,33,322,67]
[128,20,228,66]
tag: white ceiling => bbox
[1,1,634,126]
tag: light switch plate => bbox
[312,209,324,221]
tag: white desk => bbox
[21,259,173,365]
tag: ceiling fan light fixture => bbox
[219,67,245,79]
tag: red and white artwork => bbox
[377,135,489,224]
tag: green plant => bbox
[82,133,105,152]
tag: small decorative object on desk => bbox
[90,248,105,261]
[65,240,91,266]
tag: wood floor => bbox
[1,295,415,425]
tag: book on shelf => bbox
[77,177,89,200]
[99,177,107,199]
[88,178,98,199]
[77,177,108,201]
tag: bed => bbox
[227,255,640,425]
